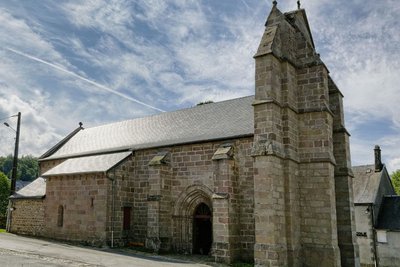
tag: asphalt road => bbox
[0,233,210,267]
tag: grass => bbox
[0,229,6,233]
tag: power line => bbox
[0,115,18,121]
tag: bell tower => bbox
[252,2,359,266]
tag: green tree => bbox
[0,172,10,219]
[392,170,400,195]
[0,155,39,182]
[18,155,39,181]
[0,155,13,178]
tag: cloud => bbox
[63,0,134,32]
[59,0,259,109]
[0,90,62,157]
[0,0,399,173]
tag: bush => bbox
[0,172,10,223]
[0,215,6,229]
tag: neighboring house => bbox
[376,196,400,267]
[7,4,360,267]
[8,177,46,236]
[353,146,399,267]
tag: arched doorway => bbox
[192,203,212,255]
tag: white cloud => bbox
[63,0,134,32]
[0,91,62,157]
[0,0,399,172]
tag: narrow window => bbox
[123,207,131,231]
[57,205,64,227]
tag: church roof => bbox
[40,96,254,160]
[10,177,46,199]
[42,151,132,176]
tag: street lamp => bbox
[3,112,21,195]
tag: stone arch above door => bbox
[173,184,213,217]
[172,184,214,253]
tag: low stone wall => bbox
[9,198,45,236]
[43,174,108,246]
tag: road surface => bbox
[0,233,211,267]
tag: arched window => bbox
[57,205,64,227]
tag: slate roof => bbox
[42,152,132,177]
[41,96,254,160]
[10,177,46,199]
[376,196,400,230]
[353,165,382,204]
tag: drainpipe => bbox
[370,204,379,267]
[5,200,12,232]
[106,169,116,248]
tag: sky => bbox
[0,0,399,173]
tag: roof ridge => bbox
[352,164,375,168]
[39,125,83,159]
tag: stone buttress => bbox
[146,152,172,252]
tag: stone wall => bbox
[377,231,400,267]
[106,155,136,247]
[39,158,65,175]
[354,205,375,267]
[9,199,44,236]
[127,137,255,263]
[43,173,109,246]
[40,137,254,263]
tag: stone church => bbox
[8,3,360,266]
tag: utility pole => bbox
[10,112,21,195]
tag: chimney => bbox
[374,145,383,172]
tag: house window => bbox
[377,230,388,243]
[123,207,131,231]
[57,205,64,227]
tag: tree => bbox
[0,155,39,182]
[197,100,214,106]
[0,156,13,178]
[0,172,10,221]
[392,170,400,195]
[18,155,39,181]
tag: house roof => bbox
[41,96,254,160]
[376,196,400,230]
[353,164,383,204]
[10,177,46,199]
[41,151,132,177]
